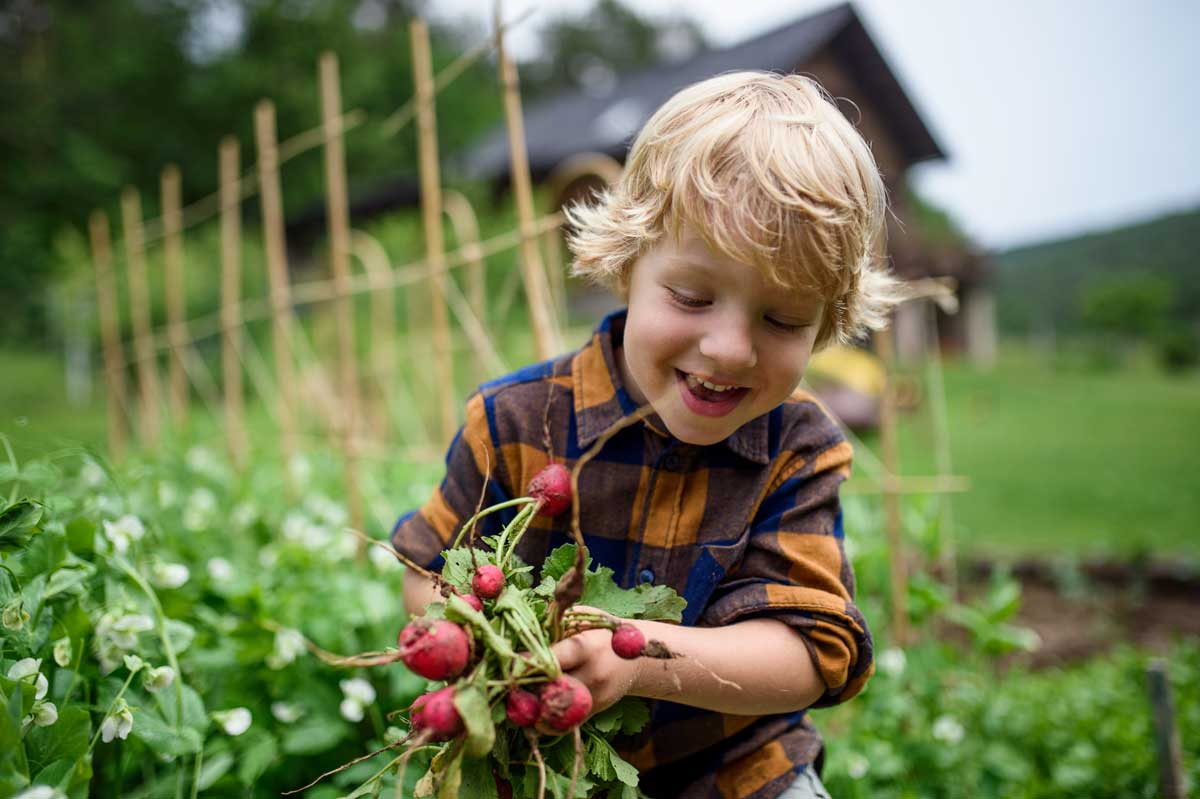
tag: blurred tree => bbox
[1077,274,1174,339]
[0,0,502,345]
[519,0,708,100]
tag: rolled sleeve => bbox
[390,393,501,570]
[699,438,874,708]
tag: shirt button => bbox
[638,568,655,585]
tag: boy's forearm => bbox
[630,618,826,715]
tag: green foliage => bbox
[1,0,503,345]
[1077,274,1174,337]
[995,206,1200,339]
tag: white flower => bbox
[81,460,107,487]
[183,488,218,531]
[151,562,190,589]
[213,707,252,736]
[102,514,145,554]
[267,628,306,670]
[932,714,966,745]
[7,658,48,700]
[143,665,175,693]
[31,701,58,727]
[340,678,376,706]
[123,654,144,673]
[2,599,28,630]
[99,612,154,650]
[845,752,870,779]
[340,698,365,722]
[305,494,347,527]
[384,726,406,744]
[101,700,133,743]
[186,446,227,482]
[206,557,234,581]
[368,543,400,571]
[231,502,258,530]
[14,786,67,799]
[288,454,311,487]
[157,481,179,509]
[258,547,279,569]
[271,701,303,723]
[878,647,907,678]
[53,637,72,667]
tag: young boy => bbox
[393,71,902,799]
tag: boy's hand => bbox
[550,609,643,714]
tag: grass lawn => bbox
[876,346,1200,561]
[4,341,1199,562]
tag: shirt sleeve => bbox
[698,437,874,708]
[390,392,502,570]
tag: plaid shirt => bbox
[392,310,874,799]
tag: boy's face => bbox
[618,226,825,446]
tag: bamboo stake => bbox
[88,211,128,460]
[254,99,300,475]
[219,136,248,469]
[410,18,458,445]
[161,165,189,428]
[924,300,958,595]
[875,324,909,646]
[319,51,365,549]
[494,0,561,360]
[120,186,162,447]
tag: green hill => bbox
[993,206,1200,336]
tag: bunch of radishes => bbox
[398,464,668,741]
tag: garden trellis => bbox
[83,12,967,649]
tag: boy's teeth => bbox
[685,373,737,393]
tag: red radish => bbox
[397,619,470,681]
[505,688,539,727]
[457,592,484,612]
[611,623,646,659]
[410,686,463,741]
[537,674,593,732]
[528,463,572,517]
[472,565,505,599]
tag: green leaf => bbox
[281,717,351,755]
[64,517,95,555]
[163,618,196,655]
[0,499,43,553]
[541,544,589,583]
[160,685,208,735]
[453,684,495,758]
[236,729,279,786]
[580,566,685,622]
[130,706,203,755]
[19,528,66,577]
[43,566,92,600]
[0,683,23,756]
[27,706,91,771]
[197,748,235,791]
[459,755,499,799]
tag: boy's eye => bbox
[766,316,807,334]
[665,287,709,308]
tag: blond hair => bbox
[566,71,904,347]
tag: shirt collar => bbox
[571,309,771,465]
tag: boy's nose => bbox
[698,314,757,372]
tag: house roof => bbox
[461,2,945,183]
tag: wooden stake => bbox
[875,324,909,646]
[410,18,458,445]
[494,1,561,360]
[319,51,365,547]
[88,211,128,461]
[442,190,490,378]
[161,164,189,428]
[254,99,299,474]
[1146,659,1188,799]
[924,300,958,595]
[120,186,161,447]
[219,136,248,469]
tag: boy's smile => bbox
[617,226,824,446]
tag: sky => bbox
[428,0,1200,251]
